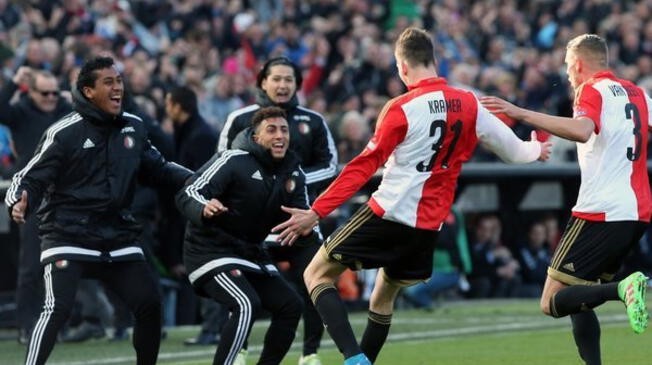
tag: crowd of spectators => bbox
[3,0,652,328]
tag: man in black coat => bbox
[165,86,223,343]
[177,106,316,365]
[5,56,192,365]
[0,66,71,344]
[167,86,218,171]
[217,57,334,364]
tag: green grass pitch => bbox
[2,299,650,364]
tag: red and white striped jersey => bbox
[571,71,651,222]
[312,77,541,230]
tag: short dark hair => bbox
[395,27,435,68]
[168,86,198,114]
[77,57,115,92]
[251,106,287,131]
[256,57,303,90]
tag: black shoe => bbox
[61,322,106,342]
[183,331,219,345]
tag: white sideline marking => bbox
[50,314,628,365]
[171,314,547,330]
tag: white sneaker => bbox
[298,353,322,365]
[233,349,248,365]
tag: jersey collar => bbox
[589,70,616,81]
[408,77,447,91]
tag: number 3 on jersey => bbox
[416,119,462,172]
[625,102,642,162]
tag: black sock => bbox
[571,310,601,365]
[310,284,361,358]
[550,283,619,318]
[360,311,392,362]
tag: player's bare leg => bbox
[540,275,601,364]
[540,275,567,316]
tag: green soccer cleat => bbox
[618,271,649,334]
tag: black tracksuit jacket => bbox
[177,128,318,291]
[4,88,192,265]
[217,91,337,196]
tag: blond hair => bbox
[566,34,608,68]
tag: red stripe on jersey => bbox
[574,83,603,133]
[415,91,479,229]
[572,211,606,221]
[311,99,408,218]
[416,173,456,228]
[622,80,652,222]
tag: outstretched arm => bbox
[480,96,595,143]
[140,138,193,190]
[309,100,408,218]
[273,102,408,244]
[475,99,551,163]
[272,206,319,246]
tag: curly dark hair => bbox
[76,56,116,92]
[251,106,287,131]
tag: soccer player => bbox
[480,34,649,365]
[5,56,192,365]
[177,106,317,365]
[273,27,551,365]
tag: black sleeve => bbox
[288,167,310,209]
[302,113,338,185]
[289,167,320,246]
[4,124,64,215]
[139,138,192,191]
[217,112,249,152]
[175,150,244,226]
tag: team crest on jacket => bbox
[124,135,135,149]
[230,269,242,277]
[285,178,296,193]
[298,122,310,135]
[55,260,68,269]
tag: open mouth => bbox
[110,95,122,108]
[276,91,290,99]
[271,142,285,152]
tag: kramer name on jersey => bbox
[428,98,462,113]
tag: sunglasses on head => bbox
[35,89,60,97]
